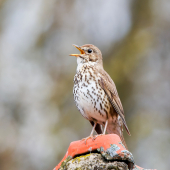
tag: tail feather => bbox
[124,123,131,136]
[106,123,128,150]
[120,134,128,150]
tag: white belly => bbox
[73,68,109,124]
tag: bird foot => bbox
[92,134,105,140]
[81,135,94,144]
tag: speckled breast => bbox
[73,65,111,124]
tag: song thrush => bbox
[70,44,130,148]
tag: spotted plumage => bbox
[74,65,108,121]
[70,44,130,148]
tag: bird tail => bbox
[120,134,128,150]
[106,123,128,150]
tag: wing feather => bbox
[98,69,131,136]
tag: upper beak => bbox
[69,44,85,57]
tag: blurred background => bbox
[0,0,170,169]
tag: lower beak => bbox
[70,44,85,57]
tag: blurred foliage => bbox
[0,0,170,170]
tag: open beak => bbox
[69,44,85,57]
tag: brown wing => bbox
[98,69,131,136]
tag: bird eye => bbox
[88,49,93,53]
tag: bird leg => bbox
[93,120,108,140]
[103,119,108,135]
[82,122,97,144]
[90,122,97,136]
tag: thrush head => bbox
[70,44,103,66]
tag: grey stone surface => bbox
[59,153,128,170]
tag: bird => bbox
[70,44,130,148]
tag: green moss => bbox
[72,153,91,163]
[59,156,72,170]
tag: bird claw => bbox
[92,134,104,140]
[82,134,105,144]
[81,135,93,144]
